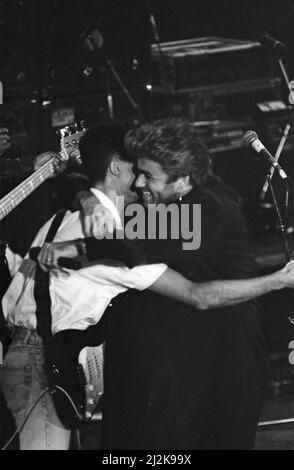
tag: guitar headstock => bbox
[59,122,86,163]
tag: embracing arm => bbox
[36,238,294,309]
[148,264,294,310]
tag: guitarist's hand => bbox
[34,151,67,174]
[0,128,11,156]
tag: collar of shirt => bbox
[90,188,123,230]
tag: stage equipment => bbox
[150,37,275,93]
[83,27,141,122]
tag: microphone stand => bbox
[103,55,142,119]
[278,55,294,106]
[260,44,294,199]
[84,30,142,123]
[267,176,290,260]
[259,46,294,230]
[149,13,173,93]
[260,122,291,201]
[267,175,294,325]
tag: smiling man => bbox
[98,117,270,450]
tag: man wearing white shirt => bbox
[0,123,168,450]
[2,122,294,451]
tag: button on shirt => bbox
[2,189,167,334]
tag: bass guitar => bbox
[46,314,108,428]
[0,124,85,222]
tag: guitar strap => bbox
[0,242,12,358]
[33,210,67,347]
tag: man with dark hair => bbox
[0,122,174,449]
[37,117,294,449]
[125,116,211,188]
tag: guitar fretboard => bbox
[0,150,66,221]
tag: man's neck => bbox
[94,182,118,206]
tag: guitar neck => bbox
[0,153,62,222]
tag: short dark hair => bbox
[79,122,134,184]
[124,117,211,185]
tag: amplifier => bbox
[151,37,275,93]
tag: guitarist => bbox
[3,122,294,450]
[0,122,164,449]
[0,122,193,450]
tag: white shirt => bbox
[5,246,23,277]
[2,189,167,334]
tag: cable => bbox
[1,385,85,450]
[54,386,84,422]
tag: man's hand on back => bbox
[37,240,85,271]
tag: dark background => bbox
[1,0,294,101]
[1,0,294,158]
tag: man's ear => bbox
[173,176,190,194]
[109,157,121,177]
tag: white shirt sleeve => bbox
[111,263,168,291]
[76,262,168,292]
[5,247,23,278]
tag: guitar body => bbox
[46,315,107,429]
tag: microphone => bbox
[243,130,287,179]
[29,247,81,270]
[259,33,286,53]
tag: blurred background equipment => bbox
[150,37,275,92]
